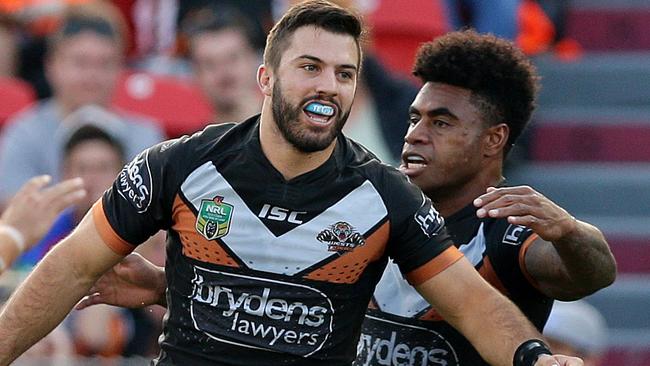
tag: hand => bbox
[76,252,166,310]
[535,354,583,365]
[473,186,577,242]
[0,175,86,250]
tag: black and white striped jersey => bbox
[356,203,553,366]
[92,115,462,365]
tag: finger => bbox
[475,186,536,207]
[75,293,102,310]
[474,186,517,207]
[42,178,86,211]
[476,195,535,218]
[16,175,52,196]
[480,203,540,220]
[535,354,561,366]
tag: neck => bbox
[258,100,336,181]
[430,160,504,217]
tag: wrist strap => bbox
[514,339,552,366]
[0,224,26,253]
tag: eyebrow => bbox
[296,55,358,72]
[409,106,458,120]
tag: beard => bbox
[271,80,351,153]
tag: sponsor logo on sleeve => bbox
[117,150,153,213]
[189,267,334,357]
[356,315,459,366]
[502,224,530,245]
[158,139,178,153]
[414,200,445,238]
[196,196,234,240]
[316,221,366,252]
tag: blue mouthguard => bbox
[305,102,335,116]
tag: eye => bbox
[407,114,420,126]
[302,64,318,72]
[338,71,354,81]
[433,119,450,128]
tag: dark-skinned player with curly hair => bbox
[355,30,616,366]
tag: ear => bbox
[483,123,509,158]
[257,64,273,96]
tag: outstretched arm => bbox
[0,212,124,365]
[475,186,616,300]
[416,257,583,366]
[76,252,167,310]
[0,175,86,273]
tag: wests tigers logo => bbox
[316,221,365,252]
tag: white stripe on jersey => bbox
[181,162,389,275]
[373,223,486,317]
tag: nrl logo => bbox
[196,196,234,240]
[316,221,365,252]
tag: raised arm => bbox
[0,175,86,273]
[416,257,583,366]
[0,211,124,365]
[474,186,616,300]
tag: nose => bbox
[315,69,339,96]
[404,121,429,145]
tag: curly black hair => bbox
[413,30,540,155]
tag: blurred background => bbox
[0,0,648,365]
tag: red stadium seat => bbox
[111,71,215,138]
[0,77,36,127]
[366,0,449,78]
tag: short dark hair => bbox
[263,0,364,71]
[413,30,540,155]
[64,124,125,163]
[47,2,126,55]
[181,4,260,53]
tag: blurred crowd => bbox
[0,0,593,364]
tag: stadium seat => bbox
[366,0,449,77]
[530,119,650,162]
[111,71,215,138]
[0,77,36,127]
[566,4,650,51]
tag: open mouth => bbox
[303,101,336,125]
[400,153,428,175]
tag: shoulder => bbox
[3,100,55,132]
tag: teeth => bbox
[305,102,335,117]
[406,155,425,163]
[407,162,427,169]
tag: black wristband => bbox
[513,339,552,366]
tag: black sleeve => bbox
[98,137,190,247]
[379,168,454,275]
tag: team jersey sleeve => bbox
[381,169,463,285]
[92,138,188,255]
[485,219,541,291]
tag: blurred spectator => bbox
[544,300,608,366]
[15,121,124,268]
[0,3,164,205]
[178,0,272,50]
[444,0,521,40]
[15,122,164,358]
[180,4,264,124]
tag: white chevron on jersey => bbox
[181,162,388,275]
[373,223,486,317]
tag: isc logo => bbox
[258,204,306,224]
